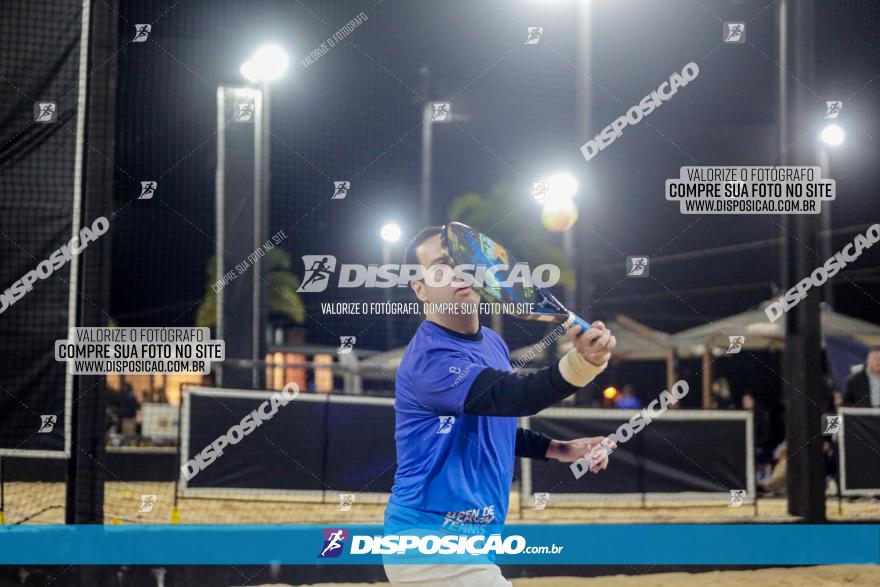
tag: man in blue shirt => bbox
[384,227,616,586]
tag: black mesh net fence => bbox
[1,0,879,527]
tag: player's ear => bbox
[411,279,429,303]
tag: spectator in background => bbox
[710,377,734,409]
[823,437,839,495]
[844,347,880,407]
[119,382,138,419]
[758,442,788,495]
[616,384,641,409]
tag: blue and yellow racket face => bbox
[442,222,536,306]
[442,222,588,328]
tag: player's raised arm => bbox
[463,322,616,417]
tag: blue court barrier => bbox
[1,524,877,565]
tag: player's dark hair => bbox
[403,226,443,276]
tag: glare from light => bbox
[820,124,845,146]
[232,87,258,99]
[380,223,402,243]
[241,44,289,83]
[545,173,578,205]
[603,386,618,399]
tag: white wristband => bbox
[558,348,607,388]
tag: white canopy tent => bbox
[671,302,880,357]
[669,301,880,406]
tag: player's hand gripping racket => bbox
[441,222,592,335]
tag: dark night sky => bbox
[110,0,880,354]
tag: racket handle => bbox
[566,312,592,335]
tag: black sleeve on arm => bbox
[463,362,582,417]
[515,427,553,460]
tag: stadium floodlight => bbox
[240,44,290,83]
[380,222,402,243]
[820,124,845,146]
[545,173,579,205]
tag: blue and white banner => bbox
[0,524,878,565]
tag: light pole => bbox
[420,66,433,227]
[540,173,579,310]
[241,45,290,208]
[419,65,469,227]
[241,44,291,224]
[380,223,402,348]
[819,123,844,308]
[241,44,290,219]
[220,44,287,388]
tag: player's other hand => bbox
[547,436,616,472]
[567,320,616,367]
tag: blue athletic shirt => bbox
[385,321,516,534]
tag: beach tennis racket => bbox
[441,222,591,334]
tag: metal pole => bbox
[563,229,576,310]
[383,241,394,348]
[779,0,826,522]
[574,0,593,316]
[818,146,833,307]
[777,2,788,294]
[252,83,270,389]
[66,0,114,528]
[420,67,432,227]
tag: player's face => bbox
[411,234,481,308]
